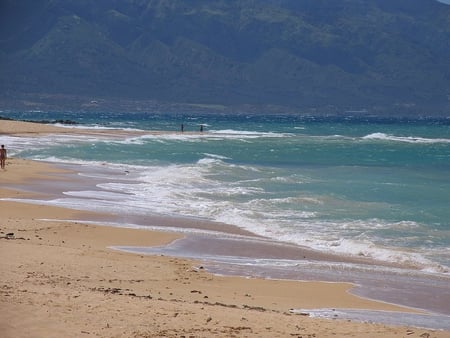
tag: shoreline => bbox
[2,159,422,271]
[1,120,449,336]
[5,159,450,318]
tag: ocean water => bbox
[2,111,450,277]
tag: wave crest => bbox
[363,132,450,144]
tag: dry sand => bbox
[1,120,448,337]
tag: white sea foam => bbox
[289,309,450,330]
[4,134,114,156]
[202,153,231,160]
[24,156,447,274]
[209,129,290,138]
[63,190,132,201]
[126,133,205,142]
[363,132,450,144]
[208,214,449,274]
[5,146,446,275]
[52,124,130,131]
[116,130,289,143]
[4,118,448,276]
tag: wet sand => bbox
[1,120,449,337]
[8,159,450,319]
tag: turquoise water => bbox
[2,111,450,273]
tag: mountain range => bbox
[0,0,449,115]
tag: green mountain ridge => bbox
[0,0,449,115]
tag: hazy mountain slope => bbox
[0,0,449,114]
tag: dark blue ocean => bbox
[2,111,450,276]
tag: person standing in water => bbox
[0,145,6,169]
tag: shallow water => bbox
[2,111,450,325]
[3,111,449,274]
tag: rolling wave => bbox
[363,132,450,144]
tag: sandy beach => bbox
[1,120,449,337]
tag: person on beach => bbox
[0,145,6,169]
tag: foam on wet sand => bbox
[0,120,448,337]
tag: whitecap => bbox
[363,132,450,144]
[209,129,291,138]
[202,153,231,160]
